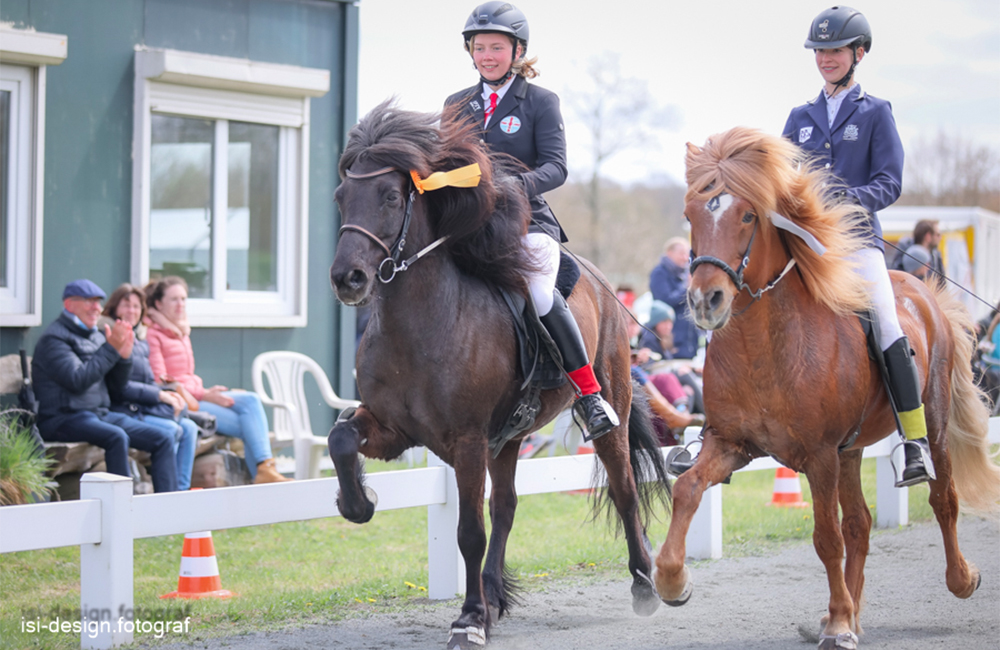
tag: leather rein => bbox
[339,166,448,284]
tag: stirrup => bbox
[890,438,936,488]
[573,394,619,442]
[665,437,731,484]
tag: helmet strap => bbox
[478,40,521,89]
[834,45,859,89]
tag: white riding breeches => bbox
[850,247,905,351]
[523,232,561,317]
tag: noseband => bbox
[339,166,448,284]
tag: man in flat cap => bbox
[32,279,178,492]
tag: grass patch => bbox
[0,457,934,649]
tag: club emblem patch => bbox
[819,19,829,32]
[799,126,813,143]
[499,116,521,134]
[471,100,481,111]
[843,124,859,141]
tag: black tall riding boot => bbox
[883,336,935,487]
[539,291,618,441]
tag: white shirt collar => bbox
[823,83,857,128]
[481,78,514,126]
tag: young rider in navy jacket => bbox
[783,6,932,487]
[444,2,616,440]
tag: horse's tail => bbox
[935,285,1000,517]
[592,383,673,532]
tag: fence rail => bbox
[2,417,998,650]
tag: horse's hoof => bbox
[447,626,486,649]
[364,485,379,510]
[631,570,660,617]
[818,631,858,650]
[662,578,693,607]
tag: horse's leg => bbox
[837,449,870,635]
[804,452,857,649]
[924,383,981,599]
[448,443,491,650]
[652,430,747,606]
[327,406,409,524]
[482,440,520,621]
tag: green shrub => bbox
[0,410,55,505]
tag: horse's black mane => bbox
[340,100,537,294]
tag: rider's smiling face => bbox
[471,33,519,84]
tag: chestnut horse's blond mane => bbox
[686,127,872,317]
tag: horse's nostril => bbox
[348,269,367,290]
[708,289,724,312]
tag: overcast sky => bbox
[357,0,1000,186]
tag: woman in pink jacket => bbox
[145,276,289,484]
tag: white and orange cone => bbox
[766,467,809,508]
[160,530,235,600]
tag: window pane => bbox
[150,114,214,298]
[0,89,10,289]
[228,121,278,292]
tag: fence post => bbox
[682,428,722,559]
[876,456,908,528]
[426,451,464,600]
[79,472,134,649]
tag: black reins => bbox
[339,166,446,284]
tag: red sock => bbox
[567,364,601,396]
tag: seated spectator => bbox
[979,311,1000,410]
[901,244,932,280]
[145,276,290,484]
[32,279,178,492]
[650,237,701,359]
[636,301,704,415]
[891,219,944,282]
[100,284,199,491]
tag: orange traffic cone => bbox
[767,467,809,508]
[160,530,235,600]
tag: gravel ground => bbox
[153,516,999,650]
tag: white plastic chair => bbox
[251,351,360,480]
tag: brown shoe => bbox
[254,458,292,484]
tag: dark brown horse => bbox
[327,102,671,649]
[652,127,1000,650]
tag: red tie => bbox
[484,92,498,126]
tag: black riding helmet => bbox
[804,6,872,88]
[463,2,529,86]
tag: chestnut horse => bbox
[651,127,1000,649]
[327,102,671,649]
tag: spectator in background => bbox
[636,301,704,415]
[650,237,700,359]
[32,279,178,492]
[891,219,944,282]
[145,276,290,484]
[901,244,931,280]
[101,284,199,491]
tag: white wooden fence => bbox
[2,417,998,650]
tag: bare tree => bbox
[563,52,679,266]
[899,129,1000,212]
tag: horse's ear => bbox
[686,142,702,156]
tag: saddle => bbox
[489,252,581,457]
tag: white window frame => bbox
[0,27,67,327]
[132,48,329,327]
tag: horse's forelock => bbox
[340,101,440,178]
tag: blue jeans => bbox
[145,415,198,491]
[39,410,178,492]
[198,391,271,478]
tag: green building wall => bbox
[1,0,358,436]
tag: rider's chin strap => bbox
[769,211,827,256]
[410,163,481,194]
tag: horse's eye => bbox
[386,191,401,203]
[742,212,756,224]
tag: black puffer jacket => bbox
[32,312,131,422]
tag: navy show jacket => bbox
[781,84,904,251]
[445,74,569,243]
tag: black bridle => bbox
[338,166,446,284]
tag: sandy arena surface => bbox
[151,516,999,649]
